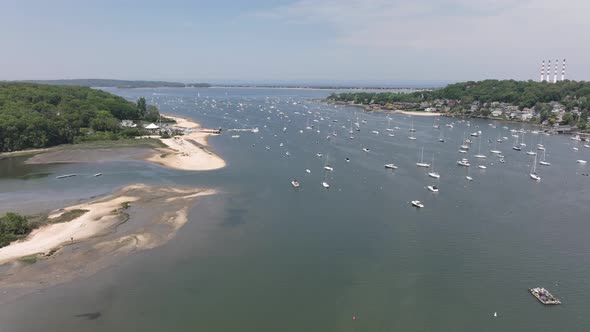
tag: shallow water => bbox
[1,87,589,331]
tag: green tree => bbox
[137,97,147,117]
[90,110,120,132]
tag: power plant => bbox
[540,59,566,82]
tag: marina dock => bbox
[530,287,561,305]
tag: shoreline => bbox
[1,114,227,171]
[0,184,217,299]
[147,114,226,171]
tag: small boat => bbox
[428,172,440,178]
[372,130,379,135]
[474,154,486,159]
[530,155,541,180]
[291,179,300,188]
[526,151,537,156]
[322,181,330,188]
[93,173,103,177]
[384,164,398,169]
[513,146,522,151]
[427,185,439,192]
[324,165,334,171]
[539,150,550,166]
[317,153,323,157]
[408,136,417,140]
[490,150,501,154]
[56,174,77,179]
[499,159,506,163]
[345,158,350,163]
[573,147,579,151]
[363,148,370,152]
[458,149,468,154]
[285,152,291,156]
[577,159,587,164]
[231,135,240,138]
[306,169,311,174]
[460,145,469,150]
[411,200,424,208]
[416,147,431,168]
[466,176,473,181]
[478,165,487,169]
[457,159,470,167]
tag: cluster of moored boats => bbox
[287,113,589,210]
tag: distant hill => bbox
[21,79,210,88]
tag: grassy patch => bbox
[18,255,38,265]
[50,209,89,224]
[121,202,131,209]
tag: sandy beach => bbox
[147,114,226,171]
[392,110,441,117]
[0,184,216,296]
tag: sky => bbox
[1,0,589,84]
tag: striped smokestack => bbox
[553,59,558,83]
[548,60,552,83]
[541,60,545,82]
[561,59,566,81]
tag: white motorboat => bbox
[478,165,487,169]
[324,165,334,171]
[457,159,470,167]
[363,148,370,152]
[291,179,300,188]
[577,159,587,164]
[322,181,330,188]
[427,185,439,192]
[411,200,424,208]
[385,164,398,169]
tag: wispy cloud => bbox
[256,0,586,51]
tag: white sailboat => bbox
[386,117,394,132]
[474,136,486,159]
[530,154,541,181]
[539,149,551,166]
[428,155,440,178]
[409,118,416,132]
[416,147,431,167]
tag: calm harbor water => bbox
[1,87,590,331]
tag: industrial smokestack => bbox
[553,59,558,83]
[561,59,566,81]
[541,60,545,82]
[547,60,552,83]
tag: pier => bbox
[530,287,561,305]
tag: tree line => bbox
[0,82,161,152]
[328,80,590,128]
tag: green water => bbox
[0,88,589,331]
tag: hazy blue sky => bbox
[1,0,588,83]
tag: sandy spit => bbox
[147,114,226,171]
